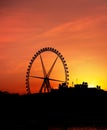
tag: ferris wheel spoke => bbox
[29,75,44,79]
[49,78,64,82]
[47,56,58,77]
[40,54,46,77]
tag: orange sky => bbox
[0,0,107,94]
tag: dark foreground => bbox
[0,87,107,128]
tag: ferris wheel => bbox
[26,47,69,94]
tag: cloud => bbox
[32,15,107,41]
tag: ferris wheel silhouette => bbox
[26,47,69,94]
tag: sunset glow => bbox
[0,0,107,94]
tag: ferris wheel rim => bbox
[26,47,69,94]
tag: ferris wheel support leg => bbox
[39,80,45,93]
